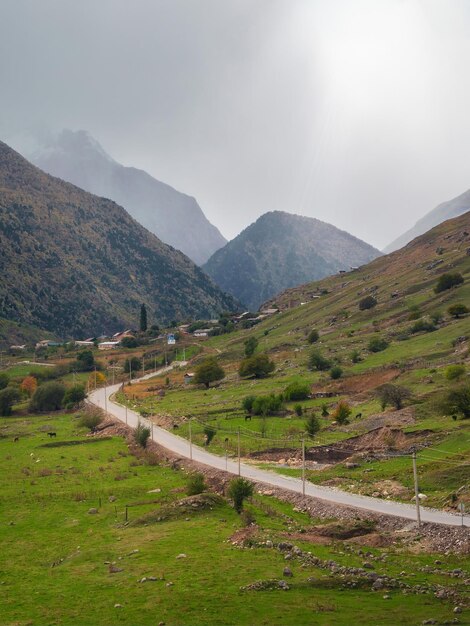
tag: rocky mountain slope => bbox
[203,211,380,310]
[385,188,470,253]
[27,129,226,265]
[0,141,237,337]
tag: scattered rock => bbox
[283,567,293,577]
[363,562,374,569]
[166,582,174,587]
[454,606,462,614]
[109,496,117,502]
[114,604,122,608]
[88,508,98,515]
[109,564,123,573]
[176,553,187,559]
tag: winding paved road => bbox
[89,372,467,527]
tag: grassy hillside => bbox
[0,140,237,338]
[120,211,470,511]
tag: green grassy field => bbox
[0,411,468,625]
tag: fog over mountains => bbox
[24,129,227,265]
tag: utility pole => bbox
[189,419,193,460]
[142,355,145,376]
[302,438,306,496]
[104,382,108,416]
[154,355,157,372]
[129,360,132,385]
[94,366,97,390]
[412,452,421,527]
[237,429,241,476]
[125,403,128,425]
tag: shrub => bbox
[0,387,21,416]
[284,381,310,401]
[358,296,377,310]
[121,336,139,348]
[63,384,86,409]
[193,358,225,388]
[308,349,331,371]
[203,425,216,446]
[252,394,283,416]
[0,372,10,390]
[242,395,256,414]
[240,508,256,526]
[305,414,320,437]
[430,311,443,325]
[79,410,103,431]
[441,384,470,419]
[75,350,95,372]
[187,472,206,495]
[376,383,412,410]
[227,478,253,513]
[368,336,389,353]
[321,403,329,417]
[88,371,107,388]
[30,381,66,412]
[407,305,421,321]
[330,366,343,380]
[448,304,469,319]
[445,364,466,381]
[351,350,362,363]
[244,336,259,357]
[20,376,37,397]
[307,329,319,344]
[332,401,351,425]
[134,422,151,448]
[239,354,275,379]
[123,357,142,375]
[409,319,437,334]
[294,403,303,416]
[434,272,464,293]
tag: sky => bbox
[1,0,470,249]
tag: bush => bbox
[445,364,466,381]
[294,403,303,416]
[0,372,9,390]
[284,381,310,401]
[121,336,139,348]
[252,394,283,416]
[359,296,377,310]
[351,350,362,363]
[30,381,66,412]
[441,384,470,419]
[193,358,225,388]
[321,403,329,417]
[63,384,86,409]
[244,337,259,357]
[186,472,206,495]
[203,425,216,446]
[448,304,469,319]
[20,376,37,397]
[409,319,437,334]
[0,386,21,416]
[330,366,343,380]
[239,354,275,379]
[123,357,142,374]
[332,401,351,425]
[227,478,253,513]
[134,422,151,448]
[308,349,331,371]
[434,272,464,293]
[307,329,319,344]
[430,311,443,325]
[368,336,389,353]
[242,395,256,414]
[79,410,103,431]
[305,414,320,437]
[376,383,411,410]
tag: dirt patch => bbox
[345,407,416,433]
[346,532,396,548]
[330,368,401,397]
[229,525,260,546]
[371,480,410,499]
[129,493,224,526]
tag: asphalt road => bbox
[89,374,467,527]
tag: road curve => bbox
[89,375,467,528]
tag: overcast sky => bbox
[2,0,470,249]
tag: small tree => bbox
[409,319,436,334]
[140,303,148,332]
[359,296,377,310]
[368,336,389,353]
[434,272,464,294]
[121,336,139,348]
[321,403,329,417]
[294,404,303,416]
[376,384,411,410]
[228,478,253,513]
[308,349,331,371]
[79,409,103,431]
[63,384,86,409]
[441,384,470,419]
[284,381,310,401]
[203,425,216,446]
[20,376,37,397]
[0,372,9,390]
[252,394,283,416]
[307,329,319,344]
[134,422,151,448]
[244,336,259,357]
[448,304,469,319]
[193,358,225,388]
[239,354,275,379]
[332,401,351,425]
[0,387,21,416]
[351,349,362,363]
[445,364,466,381]
[123,357,142,374]
[305,414,320,437]
[187,472,206,495]
[88,371,107,388]
[242,395,256,414]
[330,366,343,380]
[30,382,66,412]
[76,350,95,372]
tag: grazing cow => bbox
[355,413,362,419]
[244,415,252,421]
[13,436,19,442]
[48,432,57,438]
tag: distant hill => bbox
[384,188,470,253]
[203,211,381,310]
[0,141,237,338]
[26,129,226,265]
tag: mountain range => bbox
[203,211,381,310]
[24,129,226,265]
[385,188,470,252]
[0,140,237,338]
